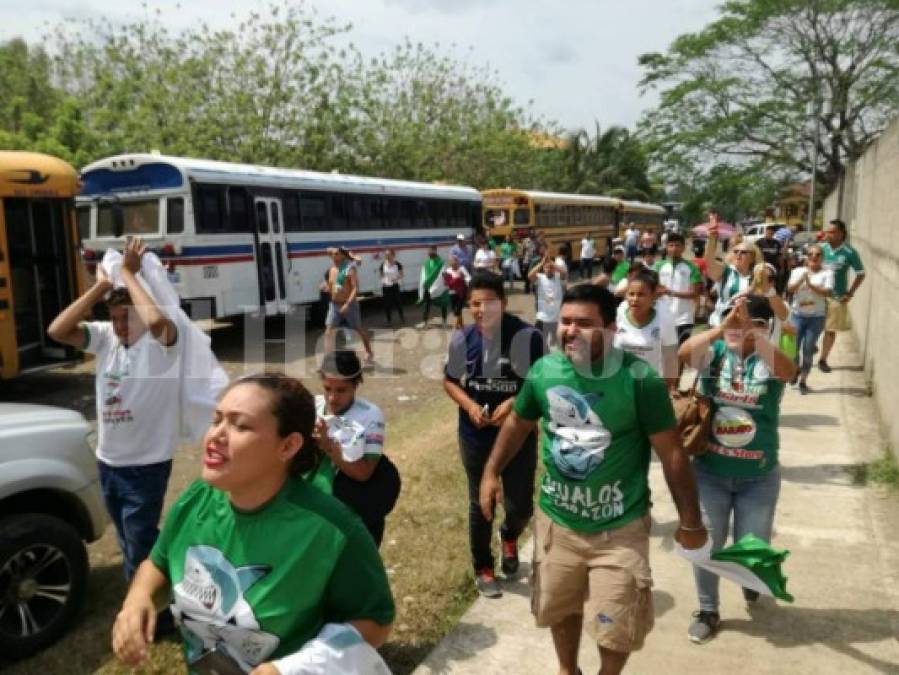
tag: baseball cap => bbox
[613,245,625,253]
[456,233,466,240]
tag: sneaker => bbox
[799,382,810,395]
[500,538,519,577]
[743,588,760,603]
[790,372,799,386]
[475,568,502,598]
[818,360,832,373]
[688,610,720,644]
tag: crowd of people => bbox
[43,211,866,674]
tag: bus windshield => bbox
[484,208,509,228]
[97,199,160,237]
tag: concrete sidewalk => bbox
[413,336,899,675]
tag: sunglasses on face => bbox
[808,253,822,259]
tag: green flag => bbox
[678,533,794,603]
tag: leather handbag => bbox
[671,374,713,456]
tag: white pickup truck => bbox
[0,403,108,659]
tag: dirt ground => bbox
[1,282,549,675]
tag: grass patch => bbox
[6,394,475,675]
[849,446,899,490]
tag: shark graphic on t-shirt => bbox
[173,545,279,670]
[546,386,612,481]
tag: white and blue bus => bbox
[76,154,482,320]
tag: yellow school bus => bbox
[482,189,628,259]
[0,152,85,378]
[619,200,667,238]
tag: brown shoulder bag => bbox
[671,373,713,456]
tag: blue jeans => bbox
[693,462,781,612]
[98,460,172,580]
[793,314,826,375]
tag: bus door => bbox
[253,197,289,315]
[3,198,76,370]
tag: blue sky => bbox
[2,0,721,132]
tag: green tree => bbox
[638,0,899,199]
[667,162,782,226]
[346,39,555,188]
[558,124,655,200]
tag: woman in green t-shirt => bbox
[111,374,395,674]
[678,296,797,645]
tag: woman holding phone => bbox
[307,349,402,547]
[111,374,394,674]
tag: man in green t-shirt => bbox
[819,218,865,372]
[479,284,706,675]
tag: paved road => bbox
[414,335,899,675]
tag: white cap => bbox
[456,233,466,240]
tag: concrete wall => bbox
[824,117,899,460]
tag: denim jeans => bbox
[459,433,537,572]
[793,313,826,375]
[98,460,172,580]
[693,462,781,612]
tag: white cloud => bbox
[0,0,721,131]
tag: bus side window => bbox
[167,197,184,234]
[347,194,365,230]
[383,197,399,229]
[282,191,300,231]
[300,192,327,230]
[227,187,251,233]
[330,193,348,230]
[401,199,416,230]
[468,201,480,230]
[194,185,226,233]
[367,196,384,230]
[453,201,467,229]
[76,205,91,240]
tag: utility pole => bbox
[806,98,821,232]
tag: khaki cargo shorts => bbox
[826,299,851,332]
[530,509,654,653]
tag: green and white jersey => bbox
[697,340,784,477]
[654,258,702,325]
[710,265,751,327]
[306,396,385,494]
[821,241,865,298]
[514,350,676,533]
[150,479,395,673]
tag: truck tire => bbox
[0,514,89,659]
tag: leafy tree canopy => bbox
[639,0,899,199]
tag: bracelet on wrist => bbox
[678,524,706,532]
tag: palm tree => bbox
[560,122,653,200]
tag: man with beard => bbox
[479,283,706,675]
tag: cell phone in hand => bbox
[190,647,248,675]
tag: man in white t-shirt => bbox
[528,255,567,348]
[653,232,704,345]
[473,241,498,273]
[48,238,180,582]
[579,235,597,280]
